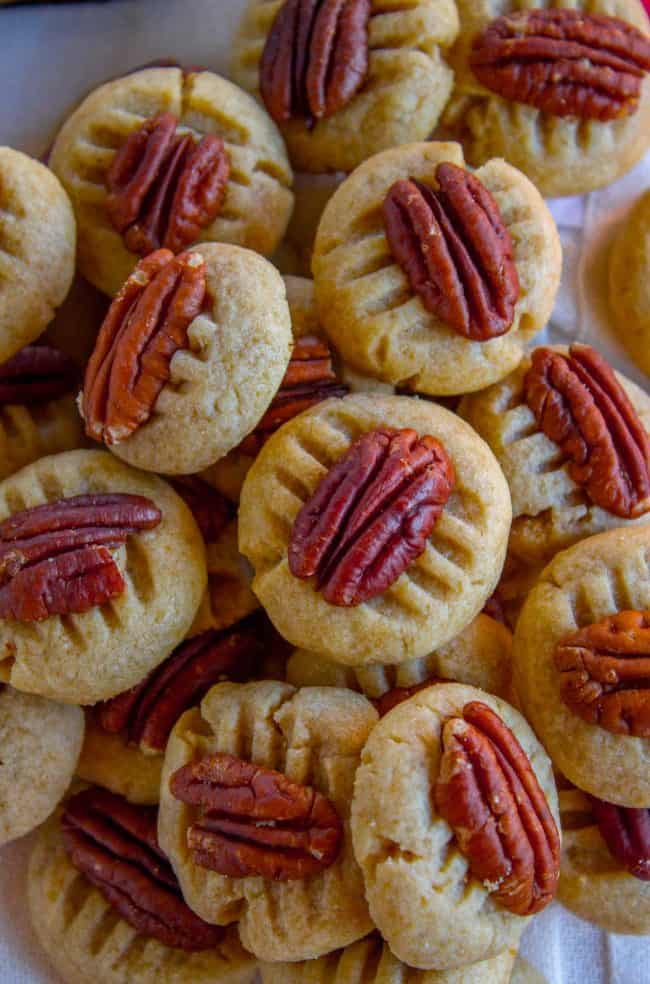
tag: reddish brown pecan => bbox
[471,10,650,122]
[82,249,206,446]
[288,427,455,606]
[383,164,520,341]
[554,609,650,738]
[591,796,650,881]
[373,678,442,717]
[260,0,371,127]
[435,701,560,916]
[169,476,233,543]
[0,346,78,405]
[62,787,225,950]
[96,621,264,753]
[106,111,230,255]
[483,590,507,625]
[524,344,650,519]
[0,493,160,622]
[170,752,342,880]
[239,336,348,456]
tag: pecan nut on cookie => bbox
[609,188,650,377]
[0,449,206,705]
[513,527,650,807]
[231,0,459,173]
[312,142,561,396]
[351,683,560,970]
[49,67,293,297]
[239,393,511,666]
[0,147,76,363]
[441,1,650,197]
[27,790,255,984]
[80,244,292,475]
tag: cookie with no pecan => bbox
[609,189,650,376]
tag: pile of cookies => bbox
[1,1,649,982]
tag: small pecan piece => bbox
[373,678,442,717]
[106,111,230,255]
[239,336,348,456]
[62,787,225,950]
[170,752,343,880]
[169,476,233,543]
[591,796,650,881]
[383,164,520,341]
[0,493,160,622]
[0,345,78,405]
[435,701,560,916]
[524,344,650,519]
[471,10,650,122]
[288,427,455,606]
[82,249,206,445]
[96,622,263,753]
[555,609,650,738]
[260,0,371,127]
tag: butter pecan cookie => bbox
[312,142,561,396]
[0,449,206,704]
[79,245,292,475]
[159,680,377,961]
[239,394,511,666]
[351,683,560,970]
[0,147,76,363]
[28,791,255,984]
[513,526,650,807]
[230,0,459,174]
[609,188,650,376]
[0,684,83,845]
[441,1,650,197]
[49,67,293,297]
[557,774,650,934]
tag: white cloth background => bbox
[0,1,649,981]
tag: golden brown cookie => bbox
[189,519,259,635]
[513,527,650,807]
[312,142,561,396]
[239,394,511,666]
[230,0,459,174]
[441,0,650,197]
[49,67,293,297]
[159,680,377,962]
[609,188,650,376]
[76,712,162,806]
[0,449,206,705]
[0,146,76,363]
[0,684,84,845]
[351,683,560,970]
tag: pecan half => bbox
[373,678,441,717]
[591,796,650,881]
[0,493,160,622]
[288,427,455,606]
[524,344,650,519]
[555,609,650,738]
[239,336,348,456]
[96,622,263,753]
[471,10,650,122]
[62,787,224,950]
[260,0,371,127]
[0,346,78,405]
[383,164,520,341]
[435,701,560,916]
[170,752,342,880]
[82,249,206,446]
[169,476,233,543]
[106,111,230,255]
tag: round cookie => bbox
[0,146,76,363]
[609,189,650,376]
[49,67,293,297]
[0,684,84,845]
[159,680,377,962]
[312,142,561,396]
[441,0,650,197]
[238,393,511,666]
[513,527,650,807]
[0,449,206,705]
[351,683,560,970]
[230,0,459,174]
